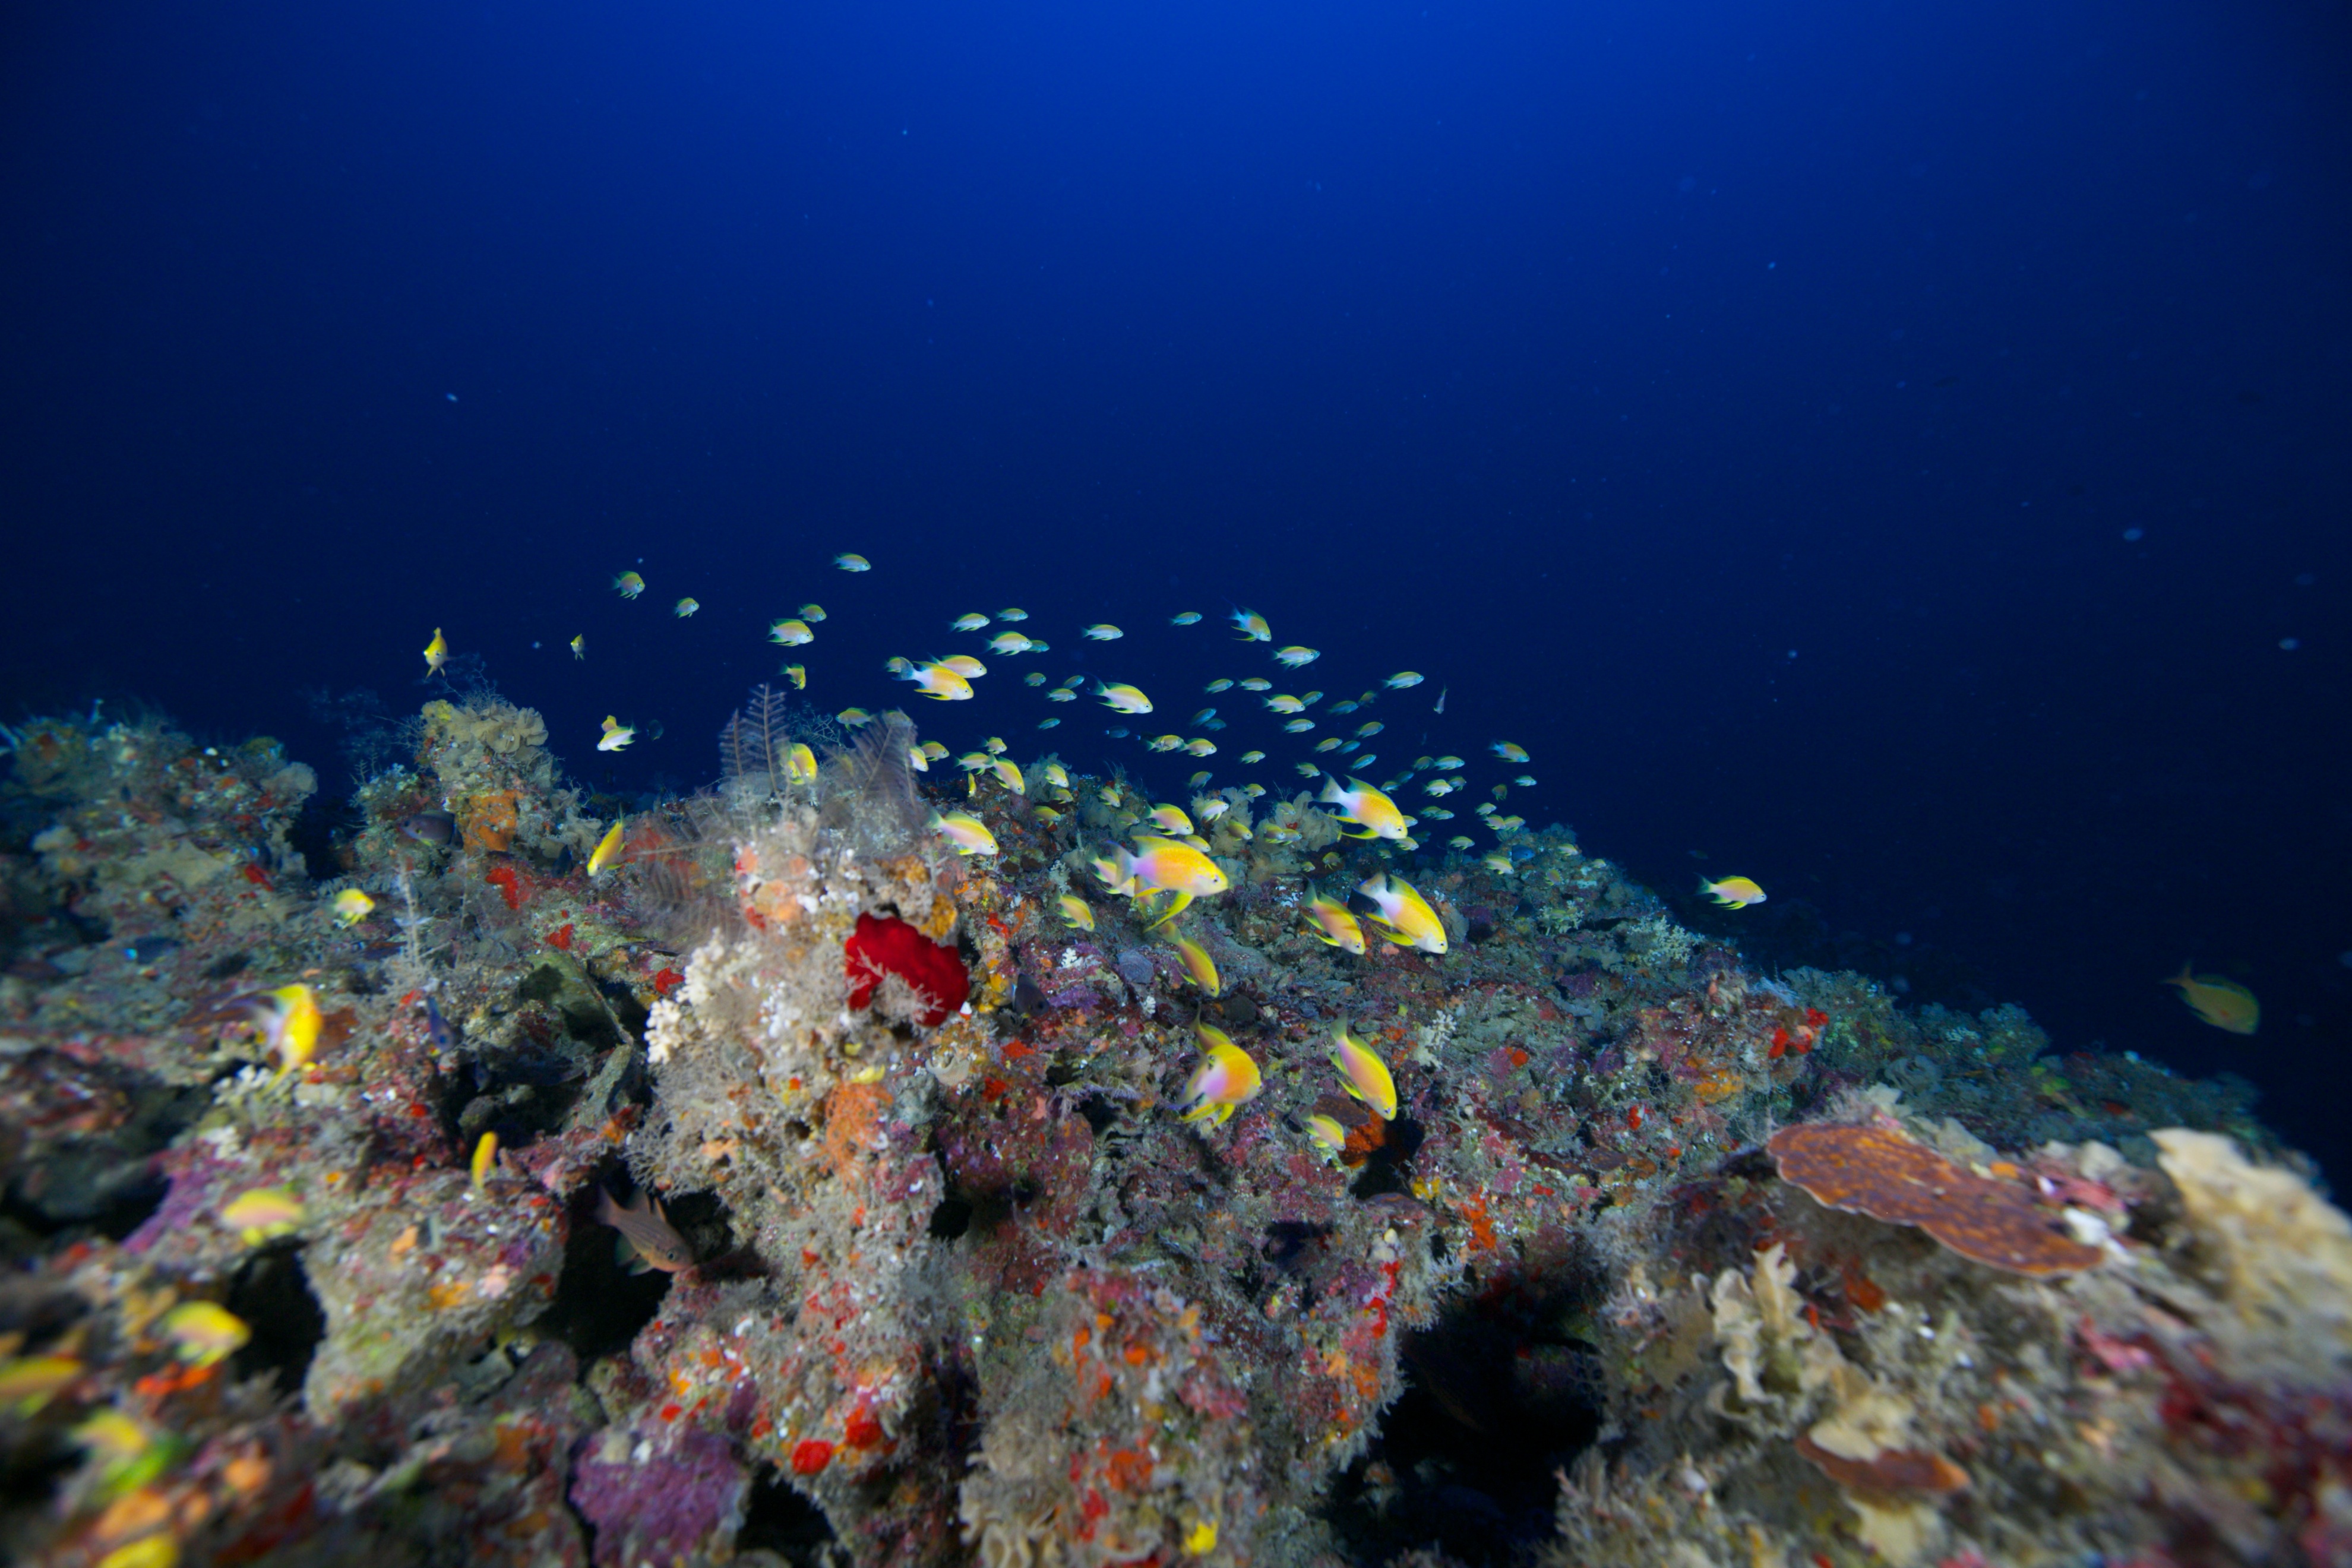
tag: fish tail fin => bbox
[1317,774,1346,805]
[1144,891,1194,931]
[2164,960,2196,988]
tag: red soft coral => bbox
[845,913,969,1026]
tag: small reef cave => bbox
[536,1164,681,1365]
[1322,1270,1608,1566]
[737,1461,842,1563]
[225,1237,327,1396]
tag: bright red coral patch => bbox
[843,913,969,1026]
[790,1439,834,1475]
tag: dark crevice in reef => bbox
[1321,1281,1607,1566]
[737,1461,841,1563]
[536,1167,676,1364]
[226,1238,327,1395]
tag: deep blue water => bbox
[5,2,2347,1175]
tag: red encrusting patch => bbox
[545,923,574,951]
[652,968,685,996]
[791,1439,834,1475]
[843,913,969,1027]
[486,865,523,911]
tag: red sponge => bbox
[844,913,969,1027]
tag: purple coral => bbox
[570,1425,748,1568]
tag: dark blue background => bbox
[5,2,2347,1174]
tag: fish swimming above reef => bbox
[1093,836,1229,929]
[613,571,646,598]
[1178,1026,1262,1127]
[570,634,587,660]
[1700,875,1766,908]
[589,817,625,875]
[423,628,448,678]
[598,716,636,751]
[1096,682,1153,715]
[1354,872,1447,954]
[596,1186,694,1273]
[988,632,1035,656]
[2164,963,2259,1034]
[1320,775,1411,842]
[331,889,374,927]
[1329,1023,1398,1120]
[953,613,992,632]
[931,812,999,856]
[674,598,700,617]
[770,619,814,646]
[1083,624,1123,641]
[1231,609,1272,642]
[834,553,871,572]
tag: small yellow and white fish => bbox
[902,662,973,700]
[160,1301,250,1367]
[1099,784,1124,806]
[1435,754,1465,769]
[958,752,995,773]
[1266,694,1305,714]
[992,758,1025,794]
[1304,896,1366,954]
[1025,671,1048,686]
[920,741,950,761]
[1314,738,1343,754]
[1475,802,1496,816]
[1191,707,1219,725]
[1420,808,1455,820]
[614,570,647,599]
[570,634,587,660]
[1171,935,1221,996]
[1096,682,1153,714]
[1294,761,1320,777]
[783,663,807,690]
[1242,782,1267,797]
[1171,611,1203,625]
[470,1131,500,1190]
[1147,734,1186,753]
[1238,677,1273,692]
[1194,798,1231,822]
[1240,750,1266,764]
[1304,1114,1348,1161]
[1033,804,1064,821]
[1230,609,1272,642]
[1514,774,1537,786]
[1183,738,1216,757]
[988,631,1035,655]
[219,1186,305,1243]
[1301,689,1323,704]
[787,742,818,783]
[1482,852,1515,874]
[1041,762,1071,790]
[1092,836,1229,928]
[1082,624,1123,641]
[2164,964,2259,1034]
[1423,778,1457,796]
[1491,815,1526,833]
[1491,742,1531,763]
[599,715,636,751]
[992,606,1029,621]
[1355,872,1447,954]
[1355,754,1377,770]
[1384,671,1422,688]
[1047,687,1077,702]
[953,612,992,632]
[423,627,448,677]
[1037,717,1061,729]
[835,553,871,571]
[1145,804,1195,835]
[839,707,874,727]
[770,618,814,646]
[1449,835,1477,849]
[1699,875,1767,908]
[589,816,626,875]
[1059,894,1095,931]
[1275,646,1320,668]
[931,812,999,856]
[939,654,988,678]
[908,746,931,772]
[1187,770,1212,789]
[674,598,700,617]
[251,984,323,1076]
[1177,1026,1262,1127]
[1205,678,1234,693]
[1330,701,1360,714]
[329,888,375,927]
[1330,1023,1398,1120]
[1282,719,1316,734]
[1320,775,1411,841]
[1356,721,1384,737]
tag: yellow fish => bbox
[598,715,636,751]
[614,570,646,598]
[1205,678,1234,693]
[2164,964,2259,1034]
[1042,762,1071,791]
[992,758,1025,794]
[1385,671,1422,688]
[1304,1114,1348,1161]
[1329,1024,1398,1120]
[1230,609,1272,642]
[1491,742,1531,763]
[1178,1026,1262,1127]
[834,553,871,571]
[570,634,587,660]
[1145,804,1194,835]
[838,707,874,726]
[798,603,826,621]
[1304,896,1366,955]
[1313,738,1344,754]
[988,631,1035,655]
[931,813,999,856]
[1092,836,1229,929]
[331,889,374,927]
[1240,751,1265,764]
[470,1131,499,1190]
[1266,694,1306,714]
[160,1301,251,1367]
[939,654,988,678]
[770,618,814,646]
[0,1355,81,1414]
[984,736,1007,754]
[1046,687,1077,703]
[1238,678,1272,692]
[1095,682,1153,715]
[1172,612,1203,625]
[902,662,973,701]
[920,741,950,761]
[1171,935,1221,996]
[674,598,700,617]
[589,816,625,875]
[783,663,807,690]
[953,612,991,631]
[1482,852,1515,874]
[251,984,323,1076]
[787,742,818,783]
[1357,721,1384,737]
[1355,872,1447,954]
[1082,624,1123,641]
[422,628,448,677]
[1319,775,1411,842]
[1275,646,1319,668]
[1699,875,1766,908]
[1058,895,1095,931]
[1283,719,1315,734]
[996,607,1029,621]
[220,1186,305,1243]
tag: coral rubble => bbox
[0,698,2341,1567]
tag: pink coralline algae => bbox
[569,1425,750,1568]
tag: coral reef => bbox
[0,697,2342,1568]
